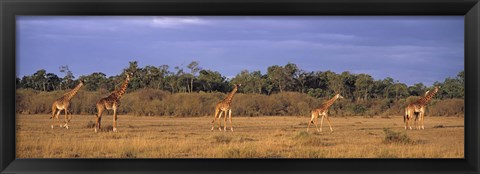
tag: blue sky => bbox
[16,16,464,86]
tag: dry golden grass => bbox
[16,114,464,158]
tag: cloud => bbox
[16,16,463,87]
[297,33,361,41]
[150,17,209,28]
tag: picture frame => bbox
[1,0,479,173]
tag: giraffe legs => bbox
[223,112,227,131]
[413,111,423,130]
[113,107,118,132]
[95,106,104,133]
[419,111,425,130]
[320,115,325,132]
[211,108,219,131]
[307,112,316,132]
[314,116,320,132]
[228,109,233,132]
[404,108,409,130]
[57,110,63,127]
[325,115,334,132]
[413,112,419,129]
[211,109,233,132]
[51,103,57,129]
[218,111,224,131]
[63,109,69,129]
[404,114,409,130]
[52,110,61,129]
[66,108,73,126]
[405,109,413,130]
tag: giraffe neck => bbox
[110,76,130,100]
[222,85,238,105]
[417,87,438,105]
[63,82,83,101]
[322,95,339,109]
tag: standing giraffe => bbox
[94,71,133,133]
[404,86,439,130]
[211,84,241,132]
[51,80,84,129]
[307,93,344,132]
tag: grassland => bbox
[16,114,464,158]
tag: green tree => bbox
[441,78,463,99]
[283,62,299,91]
[79,72,108,91]
[123,61,141,91]
[59,65,75,89]
[267,65,286,93]
[16,77,21,89]
[296,70,314,94]
[355,74,373,101]
[156,65,170,90]
[197,69,228,92]
[371,80,386,99]
[457,71,465,98]
[187,61,201,93]
[33,69,47,91]
[339,71,356,100]
[251,71,265,94]
[382,77,395,99]
[408,83,426,96]
[231,70,251,93]
[46,73,61,91]
[142,65,160,89]
[319,71,337,97]
[392,81,408,99]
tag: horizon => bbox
[16,16,464,86]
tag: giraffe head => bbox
[425,86,440,96]
[125,71,134,79]
[79,79,85,85]
[336,93,344,99]
[424,90,430,96]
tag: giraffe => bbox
[211,84,241,132]
[51,80,84,129]
[94,71,133,133]
[307,93,344,132]
[404,86,439,130]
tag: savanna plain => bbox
[16,114,464,158]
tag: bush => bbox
[429,99,464,116]
[15,89,465,117]
[352,104,367,115]
[85,120,96,128]
[213,135,232,144]
[383,128,414,144]
[294,131,332,146]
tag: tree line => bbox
[16,61,464,101]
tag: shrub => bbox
[294,131,332,146]
[382,128,414,144]
[15,89,465,117]
[85,120,96,128]
[213,135,232,144]
[429,99,464,116]
[352,104,367,115]
[224,148,241,158]
[295,131,310,139]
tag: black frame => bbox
[1,0,479,173]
